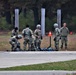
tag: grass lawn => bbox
[0,60,76,71]
[0,31,76,51]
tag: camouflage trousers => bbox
[61,36,68,49]
[34,38,41,51]
[10,42,20,51]
[54,37,60,51]
[23,38,32,51]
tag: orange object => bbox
[48,31,52,37]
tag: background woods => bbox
[0,0,76,32]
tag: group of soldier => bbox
[9,22,69,51]
[54,22,69,51]
[9,24,42,51]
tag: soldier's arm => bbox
[34,30,38,37]
[22,29,25,37]
[60,28,62,36]
[30,29,33,35]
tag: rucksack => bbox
[24,29,32,37]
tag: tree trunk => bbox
[4,0,11,24]
[32,7,39,29]
[5,11,11,24]
[23,8,26,17]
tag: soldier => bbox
[22,25,33,51]
[34,24,42,51]
[9,35,22,51]
[54,23,60,51]
[60,23,69,49]
[11,27,18,37]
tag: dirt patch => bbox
[0,32,76,51]
[0,31,9,35]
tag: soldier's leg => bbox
[34,39,40,51]
[11,45,14,51]
[30,37,35,51]
[28,40,32,51]
[36,39,40,51]
[18,42,20,49]
[31,43,35,51]
[10,42,15,51]
[13,43,17,51]
[34,39,37,51]
[38,39,41,50]
[16,42,21,51]
[32,39,36,51]
[55,38,58,51]
[23,40,27,50]
[34,40,36,47]
[31,39,36,51]
[34,38,38,50]
[61,37,64,49]
[55,38,59,51]
[65,37,68,49]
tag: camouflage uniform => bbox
[22,26,33,51]
[31,35,36,51]
[34,25,42,51]
[9,36,20,51]
[54,23,60,51]
[11,27,18,37]
[60,26,69,49]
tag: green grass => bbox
[0,60,76,71]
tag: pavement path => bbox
[0,51,76,68]
[0,71,76,75]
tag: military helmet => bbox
[36,24,41,29]
[17,34,22,39]
[54,23,58,28]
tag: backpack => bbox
[24,29,32,37]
